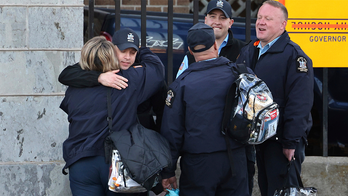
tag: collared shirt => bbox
[200,57,217,62]
[257,36,280,59]
[176,34,229,78]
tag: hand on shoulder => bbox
[98,70,128,90]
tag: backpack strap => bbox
[223,133,236,177]
[221,67,240,177]
[107,88,113,133]
[231,63,249,77]
[223,63,248,131]
[222,82,237,136]
[222,81,238,177]
[104,88,114,164]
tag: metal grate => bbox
[189,0,263,18]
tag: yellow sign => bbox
[282,0,348,67]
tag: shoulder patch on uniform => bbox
[165,89,175,108]
[296,56,308,73]
[178,62,184,71]
[133,65,143,68]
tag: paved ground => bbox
[148,156,348,196]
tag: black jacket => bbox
[105,123,171,191]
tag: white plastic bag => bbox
[274,186,317,196]
[108,150,147,193]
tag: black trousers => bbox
[179,148,249,196]
[256,139,306,196]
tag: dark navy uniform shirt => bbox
[160,57,248,178]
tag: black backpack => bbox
[222,64,279,145]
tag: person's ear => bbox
[281,20,287,31]
[229,19,234,28]
[188,47,193,55]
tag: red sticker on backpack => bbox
[270,109,278,120]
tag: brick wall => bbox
[85,0,263,16]
[84,0,190,13]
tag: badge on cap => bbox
[127,33,135,43]
[165,89,175,108]
[296,57,308,73]
[217,0,224,8]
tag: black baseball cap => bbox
[112,28,139,51]
[187,23,215,53]
[206,0,233,19]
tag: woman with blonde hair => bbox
[60,36,165,196]
[79,36,119,72]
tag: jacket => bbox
[59,48,164,174]
[236,31,314,149]
[160,57,249,178]
[58,48,167,133]
[105,123,171,190]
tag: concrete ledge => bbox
[300,156,348,196]
[173,156,348,196]
[251,156,348,196]
[1,157,347,195]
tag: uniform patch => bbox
[178,62,184,70]
[133,65,143,68]
[296,57,308,73]
[165,89,175,107]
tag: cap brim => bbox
[116,43,139,51]
[207,8,231,19]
